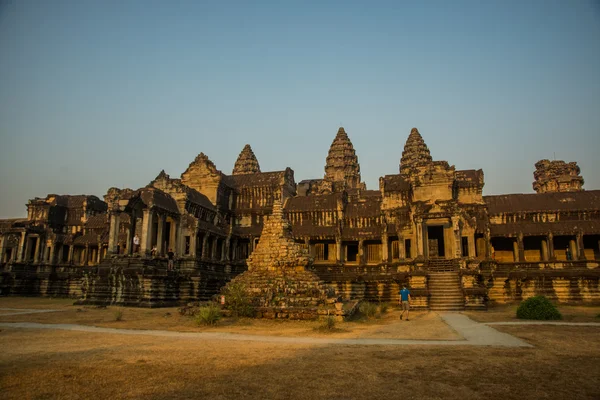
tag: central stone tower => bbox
[324,127,366,191]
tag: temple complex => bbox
[1,126,599,311]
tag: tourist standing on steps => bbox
[399,285,411,321]
[167,248,175,271]
[133,234,140,254]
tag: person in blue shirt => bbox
[399,285,411,321]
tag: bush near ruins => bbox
[221,282,255,317]
[113,309,124,321]
[516,296,562,320]
[379,303,390,314]
[359,301,379,319]
[320,316,337,330]
[195,303,222,326]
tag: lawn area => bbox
[1,323,598,399]
[0,297,460,340]
[464,304,600,323]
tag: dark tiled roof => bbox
[0,218,26,231]
[73,233,101,245]
[490,220,600,236]
[85,213,108,229]
[382,175,411,192]
[291,225,336,238]
[484,190,600,214]
[285,193,342,211]
[225,171,286,188]
[185,187,214,210]
[133,188,180,214]
[345,200,381,218]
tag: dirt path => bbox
[0,313,533,347]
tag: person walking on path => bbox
[399,285,411,321]
[167,249,175,271]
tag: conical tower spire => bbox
[232,144,261,175]
[324,127,364,190]
[400,127,433,175]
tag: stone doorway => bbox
[427,226,445,258]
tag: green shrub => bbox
[379,303,390,314]
[516,296,562,320]
[221,282,255,318]
[359,301,379,319]
[195,304,222,326]
[113,309,123,321]
[320,316,337,330]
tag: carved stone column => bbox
[541,239,548,261]
[569,238,577,261]
[398,236,405,259]
[83,244,89,266]
[68,245,74,264]
[140,209,152,255]
[57,245,64,264]
[108,212,121,254]
[224,236,231,261]
[416,218,424,257]
[512,238,519,262]
[548,232,555,260]
[156,214,165,255]
[19,233,28,262]
[49,243,56,265]
[576,232,585,261]
[175,218,183,256]
[202,234,209,260]
[358,239,365,265]
[451,217,461,259]
[335,237,342,262]
[33,236,41,263]
[381,233,389,262]
[0,236,5,264]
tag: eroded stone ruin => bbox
[1,126,598,310]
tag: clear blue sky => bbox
[1,0,599,218]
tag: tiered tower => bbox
[324,127,365,190]
[533,159,584,193]
[232,144,261,175]
[399,127,433,175]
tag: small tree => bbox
[516,296,562,320]
[221,282,255,317]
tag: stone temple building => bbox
[0,127,598,311]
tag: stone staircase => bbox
[428,271,465,311]
[427,258,458,272]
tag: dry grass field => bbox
[464,304,600,323]
[1,298,599,399]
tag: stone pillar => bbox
[416,219,424,257]
[97,245,103,264]
[202,235,209,260]
[336,237,342,262]
[358,239,365,265]
[451,217,461,259]
[569,238,577,261]
[576,232,585,261]
[57,245,64,264]
[541,239,548,261]
[231,238,237,260]
[17,232,26,262]
[140,209,153,255]
[68,245,74,264]
[467,235,476,259]
[224,236,231,261]
[221,239,226,261]
[512,239,519,262]
[0,236,4,263]
[49,244,56,265]
[548,233,555,260]
[33,236,41,263]
[398,236,405,259]
[83,244,89,266]
[381,233,389,262]
[156,215,165,255]
[517,233,525,262]
[175,219,183,256]
[108,212,121,254]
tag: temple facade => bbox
[1,127,598,309]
